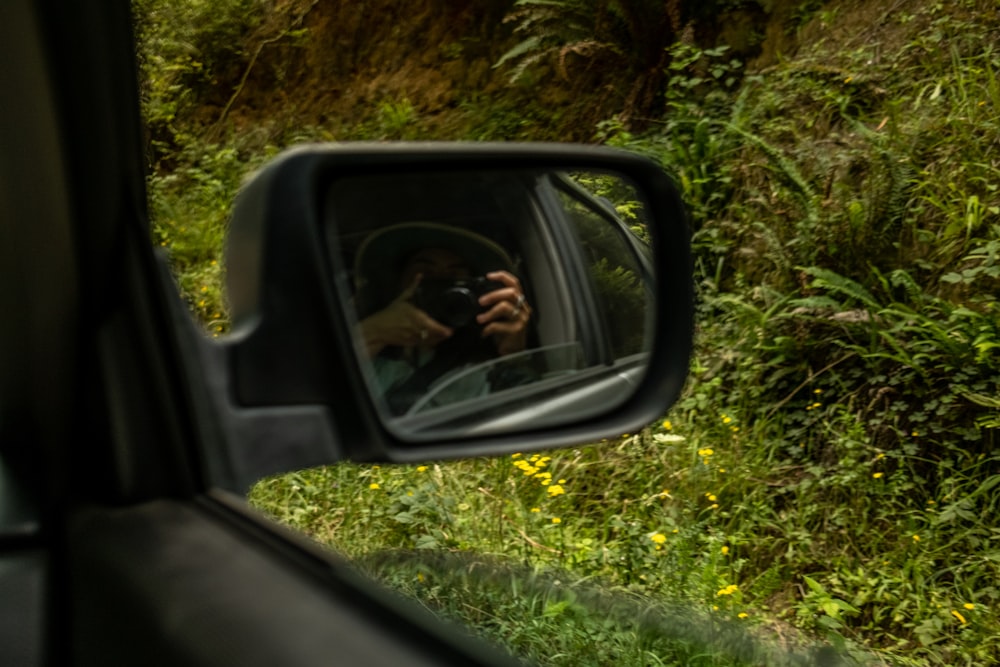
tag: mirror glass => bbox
[323,167,656,440]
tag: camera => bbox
[414,277,504,328]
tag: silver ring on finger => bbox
[510,294,526,317]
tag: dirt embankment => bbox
[211,0,521,139]
[196,0,888,143]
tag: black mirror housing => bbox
[222,142,692,470]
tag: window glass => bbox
[554,180,652,360]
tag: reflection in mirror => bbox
[323,168,656,440]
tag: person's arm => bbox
[357,274,453,358]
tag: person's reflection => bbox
[354,223,532,414]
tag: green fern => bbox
[799,266,879,309]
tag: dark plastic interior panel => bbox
[0,552,44,666]
[70,498,520,667]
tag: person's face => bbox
[399,247,472,289]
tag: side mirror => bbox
[219,143,691,483]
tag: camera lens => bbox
[438,286,479,328]
[415,280,482,329]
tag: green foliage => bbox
[590,258,647,356]
[134,0,268,158]
[495,0,641,82]
[142,0,1000,664]
[495,0,769,123]
[146,136,284,333]
[586,5,1000,660]
[356,98,422,140]
[250,443,859,665]
[362,551,848,667]
[596,42,747,286]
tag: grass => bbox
[139,0,1000,664]
[248,399,997,665]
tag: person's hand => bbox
[477,270,530,357]
[358,274,452,357]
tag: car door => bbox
[0,2,527,665]
[1,2,694,665]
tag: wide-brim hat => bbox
[354,222,515,291]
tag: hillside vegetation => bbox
[136,0,999,664]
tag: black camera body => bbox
[414,277,503,328]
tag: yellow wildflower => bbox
[650,533,667,545]
[738,612,749,619]
[551,517,561,524]
[368,483,380,490]
[721,546,729,555]
[716,584,739,596]
[951,610,967,625]
[663,420,673,430]
[416,466,428,472]
[913,534,920,542]
[963,603,975,610]
[873,472,884,479]
[547,484,566,497]
[530,507,541,513]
